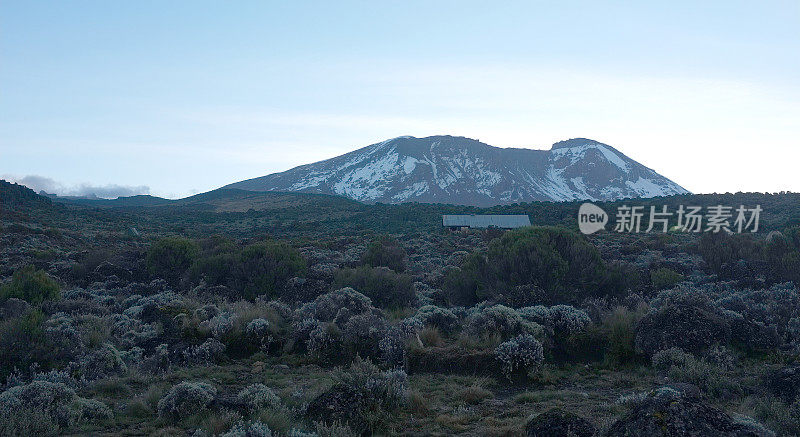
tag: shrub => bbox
[0,265,60,304]
[361,235,408,272]
[333,266,415,309]
[220,420,274,437]
[0,309,51,380]
[443,226,613,306]
[308,322,346,365]
[413,305,459,334]
[157,381,217,420]
[146,237,199,284]
[603,306,646,366]
[237,384,281,413]
[296,288,373,324]
[73,343,127,381]
[192,241,307,300]
[0,381,111,435]
[650,267,684,290]
[465,305,542,341]
[306,358,407,433]
[494,334,544,380]
[651,348,741,399]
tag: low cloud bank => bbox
[2,174,150,199]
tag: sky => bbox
[2,1,799,198]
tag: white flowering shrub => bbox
[157,381,217,420]
[237,383,281,413]
[494,334,544,379]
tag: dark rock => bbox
[526,408,596,437]
[766,364,800,403]
[0,298,31,320]
[635,304,730,356]
[606,384,773,436]
[92,261,132,281]
[282,276,328,303]
[305,383,367,434]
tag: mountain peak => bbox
[551,138,605,149]
[225,136,688,206]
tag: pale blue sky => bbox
[2,1,799,198]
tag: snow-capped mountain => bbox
[224,136,689,206]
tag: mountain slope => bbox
[225,135,689,206]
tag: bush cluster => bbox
[443,226,628,306]
[333,266,415,309]
[0,265,60,305]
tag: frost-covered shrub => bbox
[378,326,407,368]
[193,304,220,321]
[652,347,695,372]
[308,322,346,365]
[73,343,127,381]
[336,358,408,412]
[220,420,273,437]
[296,288,373,323]
[494,334,544,379]
[237,383,280,413]
[157,381,217,420]
[183,338,225,365]
[0,381,111,435]
[519,305,591,338]
[466,305,542,341]
[290,318,321,352]
[31,369,79,389]
[703,345,736,369]
[414,305,459,334]
[245,318,273,351]
[397,316,423,335]
[199,312,237,339]
[342,312,388,360]
[307,358,407,433]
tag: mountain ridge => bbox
[224,135,689,207]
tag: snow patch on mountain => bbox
[225,135,689,206]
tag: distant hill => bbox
[224,135,689,206]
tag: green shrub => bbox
[650,267,684,290]
[603,306,646,367]
[443,226,612,305]
[0,309,50,380]
[0,265,60,304]
[333,266,414,309]
[191,240,306,300]
[361,235,407,272]
[146,237,200,284]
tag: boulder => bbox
[526,408,596,437]
[606,384,773,436]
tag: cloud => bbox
[2,174,150,199]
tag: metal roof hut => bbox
[442,214,531,230]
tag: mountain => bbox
[229,135,689,206]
